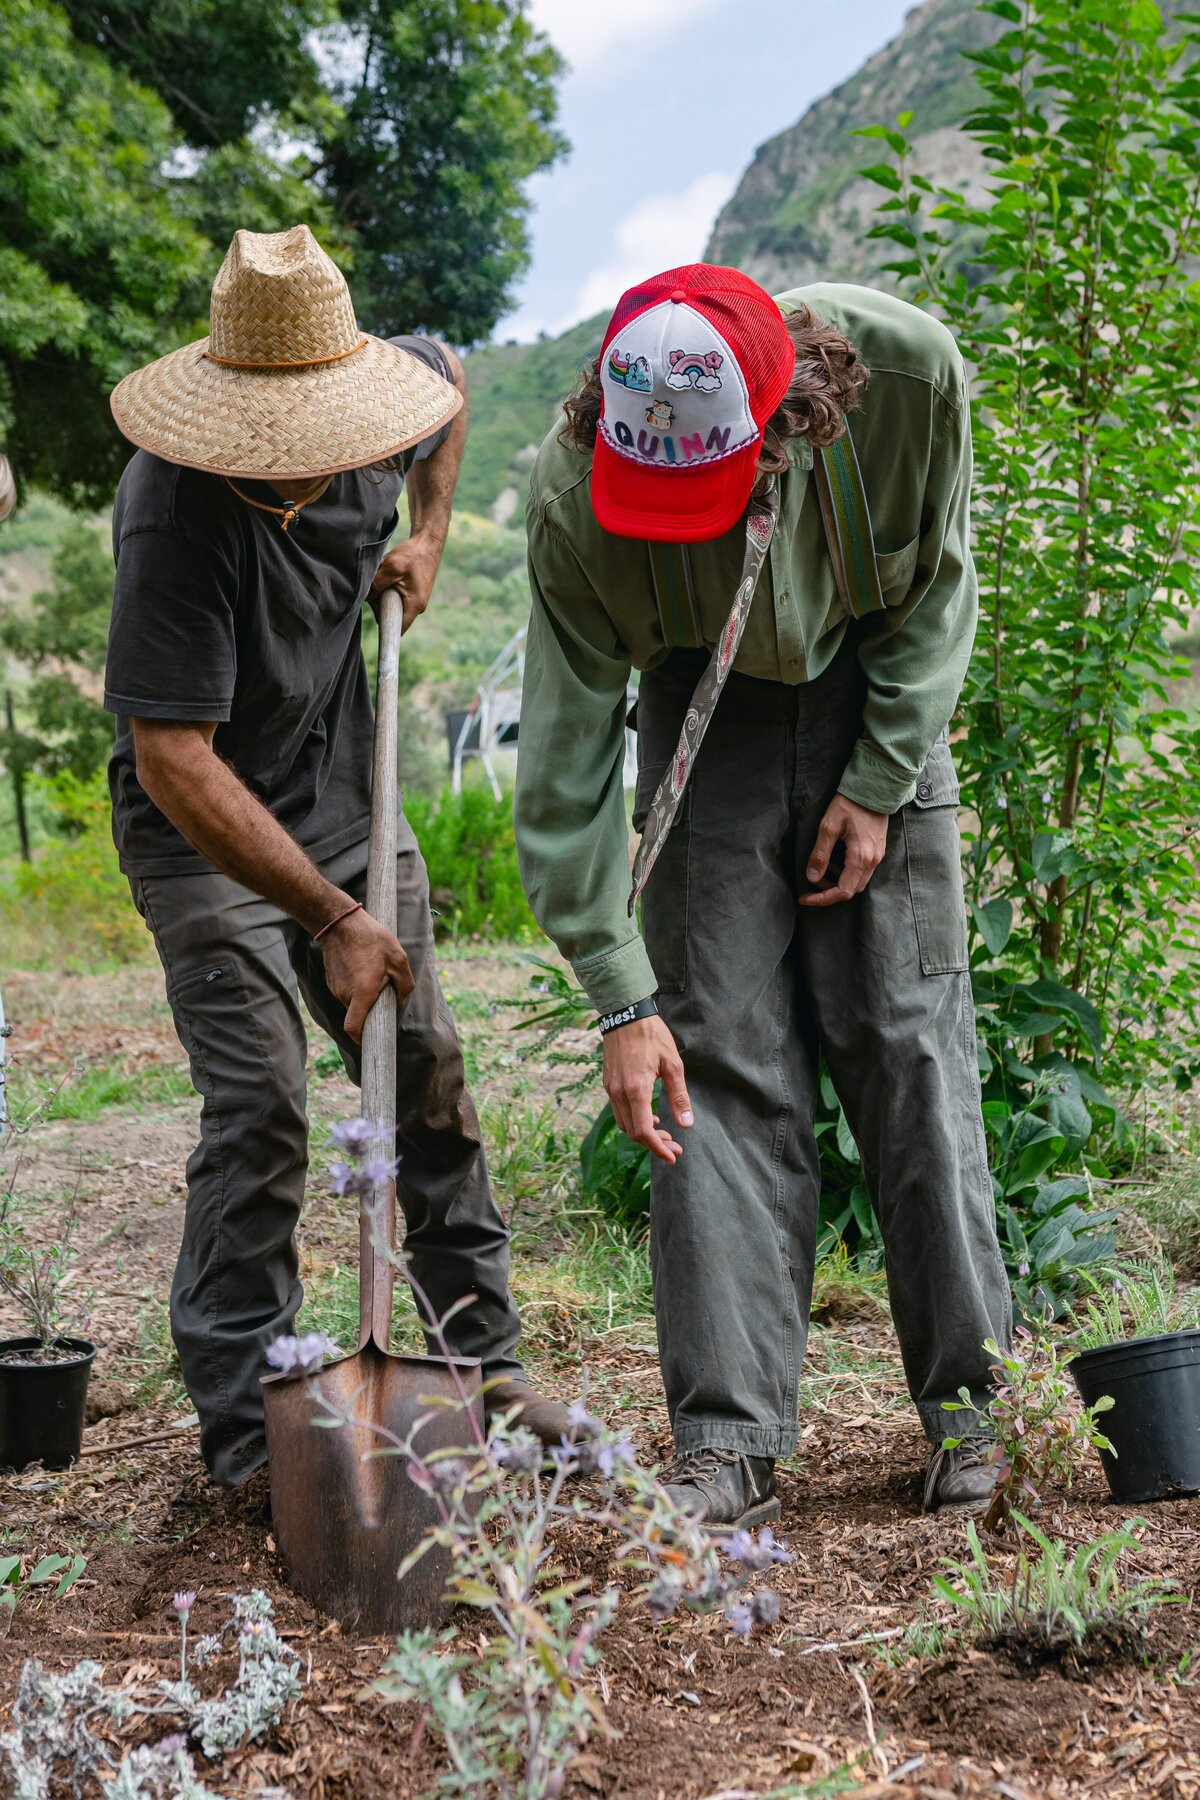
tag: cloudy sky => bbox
[499,0,916,341]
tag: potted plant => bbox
[0,1171,96,1472]
[1069,1256,1200,1504]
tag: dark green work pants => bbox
[131,819,523,1485]
[635,641,1011,1456]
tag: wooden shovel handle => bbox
[360,585,402,1352]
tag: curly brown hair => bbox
[560,303,868,487]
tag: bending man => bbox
[514,264,1011,1528]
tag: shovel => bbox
[263,583,483,1635]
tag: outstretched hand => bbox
[603,1015,694,1165]
[798,793,889,908]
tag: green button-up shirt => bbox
[513,282,977,1013]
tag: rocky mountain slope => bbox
[462,0,1000,519]
[704,0,1000,292]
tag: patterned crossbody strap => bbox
[628,481,780,915]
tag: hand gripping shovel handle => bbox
[359,585,402,1352]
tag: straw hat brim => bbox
[110,334,462,480]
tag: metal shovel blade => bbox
[263,586,483,1634]
[263,1342,481,1634]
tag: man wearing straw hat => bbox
[104,224,567,1486]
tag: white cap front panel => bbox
[598,299,755,471]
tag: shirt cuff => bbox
[104,691,233,722]
[837,738,919,815]
[572,936,659,1015]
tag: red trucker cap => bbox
[591,263,795,543]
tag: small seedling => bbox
[932,1515,1180,1660]
[943,1328,1113,1531]
[1068,1255,1200,1349]
[0,1552,87,1636]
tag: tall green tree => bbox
[321,0,566,339]
[2,0,564,504]
[864,0,1200,1087]
[0,523,114,800]
[58,0,566,339]
[0,0,210,504]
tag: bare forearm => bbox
[142,740,348,933]
[406,346,467,554]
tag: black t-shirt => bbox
[104,336,451,876]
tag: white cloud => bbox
[527,0,725,73]
[560,172,737,330]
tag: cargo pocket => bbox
[901,734,969,975]
[632,760,689,995]
[874,534,920,604]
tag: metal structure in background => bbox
[446,625,638,799]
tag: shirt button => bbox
[916,781,934,801]
[777,589,790,609]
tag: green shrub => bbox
[404,782,540,943]
[0,773,148,970]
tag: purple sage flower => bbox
[492,1430,543,1475]
[329,1117,383,1158]
[265,1331,341,1376]
[727,1526,791,1572]
[410,1455,468,1495]
[726,1602,754,1637]
[579,1434,636,1479]
[359,1155,401,1190]
[751,1589,781,1626]
[156,1735,189,1757]
[172,1591,196,1616]
[647,1573,683,1622]
[566,1400,603,1440]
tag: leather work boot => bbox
[661,1448,780,1530]
[484,1378,573,1449]
[923,1437,999,1512]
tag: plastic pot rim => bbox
[0,1334,98,1369]
[1071,1326,1200,1366]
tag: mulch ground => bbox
[3,962,1200,1799]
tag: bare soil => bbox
[2,956,1199,1800]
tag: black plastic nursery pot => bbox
[1071,1328,1200,1504]
[0,1336,97,1472]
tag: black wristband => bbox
[597,996,659,1036]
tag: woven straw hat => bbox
[110,225,461,480]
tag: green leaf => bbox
[27,1554,70,1585]
[0,1557,21,1588]
[54,1555,86,1599]
[451,1577,501,1608]
[396,1537,437,1582]
[858,162,903,192]
[974,897,1014,957]
[1026,981,1103,1056]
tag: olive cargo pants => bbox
[635,643,1011,1456]
[132,819,523,1485]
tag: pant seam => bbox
[768,961,796,1411]
[140,882,235,1440]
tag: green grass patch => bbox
[19,1061,194,1122]
[132,1298,187,1408]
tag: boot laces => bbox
[663,1447,742,1487]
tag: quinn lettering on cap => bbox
[599,299,755,473]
